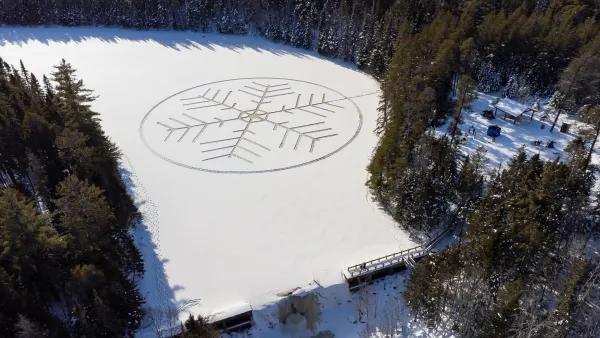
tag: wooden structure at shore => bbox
[209,303,253,334]
[343,246,428,291]
[342,227,453,291]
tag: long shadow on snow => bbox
[0,26,366,76]
[239,272,441,338]
[119,165,194,324]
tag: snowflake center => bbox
[246,113,261,120]
[142,78,366,172]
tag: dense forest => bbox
[0,56,217,336]
[0,58,145,336]
[362,0,600,336]
[1,0,600,337]
[1,0,594,82]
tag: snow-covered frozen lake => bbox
[0,27,415,320]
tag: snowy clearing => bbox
[436,92,599,172]
[0,26,418,333]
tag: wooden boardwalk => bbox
[342,227,453,291]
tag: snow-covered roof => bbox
[493,98,533,117]
[209,302,252,323]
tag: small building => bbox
[492,98,537,124]
[210,303,253,334]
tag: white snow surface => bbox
[0,26,417,327]
[437,92,597,170]
[209,302,252,323]
[5,27,595,338]
[493,97,532,117]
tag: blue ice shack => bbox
[487,125,501,137]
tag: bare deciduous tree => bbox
[15,315,43,338]
[378,299,403,337]
[356,281,376,324]
[567,259,600,338]
[142,306,182,338]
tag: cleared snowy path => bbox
[0,27,416,320]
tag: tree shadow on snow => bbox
[119,164,200,334]
[244,273,442,338]
[0,26,366,76]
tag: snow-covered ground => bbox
[436,92,598,172]
[3,27,597,338]
[0,27,418,334]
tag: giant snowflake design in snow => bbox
[140,78,364,173]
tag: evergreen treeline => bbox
[405,148,600,337]
[0,0,421,76]
[0,0,595,83]
[2,0,600,337]
[357,1,600,336]
[0,59,144,337]
[368,0,600,231]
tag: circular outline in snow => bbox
[139,77,363,174]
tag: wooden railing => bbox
[344,225,455,280]
[345,246,426,278]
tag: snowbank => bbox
[493,97,533,117]
[0,27,417,328]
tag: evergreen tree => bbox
[405,149,597,336]
[317,0,338,57]
[291,0,313,49]
[367,20,386,75]
[449,75,477,145]
[354,3,374,68]
[14,315,43,338]
[184,314,219,337]
[51,59,98,130]
[581,106,600,170]
[2,1,600,336]
[0,60,144,336]
[56,128,93,176]
[456,146,487,220]
[394,134,457,231]
[54,175,114,253]
[0,189,67,335]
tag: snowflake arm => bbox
[155,82,345,164]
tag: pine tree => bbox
[184,314,219,337]
[476,61,501,92]
[368,20,386,75]
[0,189,67,333]
[449,75,477,145]
[19,60,30,88]
[317,0,338,56]
[56,128,93,176]
[457,146,487,215]
[51,59,98,130]
[291,0,313,49]
[394,134,457,231]
[581,106,600,170]
[54,175,114,253]
[354,4,374,68]
[0,57,145,338]
[14,315,43,338]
